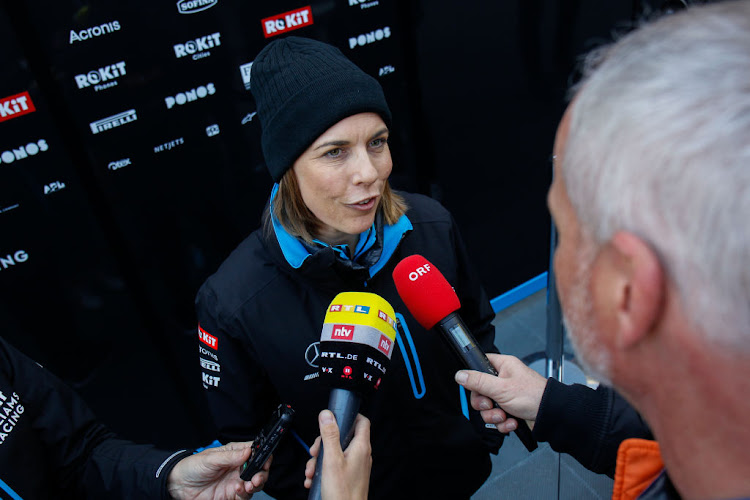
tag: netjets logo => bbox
[174,32,221,61]
[69,20,121,44]
[0,91,35,123]
[89,109,137,135]
[74,61,126,92]
[177,0,218,14]
[262,6,313,38]
[0,139,49,165]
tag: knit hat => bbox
[250,36,392,182]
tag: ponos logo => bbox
[0,139,49,165]
[332,324,354,340]
[0,92,35,123]
[349,26,391,49]
[177,0,218,14]
[262,6,313,38]
[165,83,216,109]
[0,250,29,272]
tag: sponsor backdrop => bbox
[0,0,667,450]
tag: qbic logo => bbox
[332,324,354,340]
[0,250,29,272]
[108,158,131,171]
[43,181,66,195]
[165,83,216,109]
[206,124,220,137]
[174,32,221,60]
[69,20,121,44]
[177,0,218,14]
[198,326,218,349]
[74,61,126,92]
[349,26,391,49]
[0,92,35,123]
[378,335,392,355]
[262,6,313,38]
[0,139,49,165]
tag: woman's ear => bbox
[592,231,665,350]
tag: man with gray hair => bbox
[455,1,750,498]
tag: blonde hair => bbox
[264,168,407,244]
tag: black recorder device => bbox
[240,404,295,481]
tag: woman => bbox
[195,36,503,499]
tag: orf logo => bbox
[408,263,431,281]
[332,324,354,340]
[378,335,392,355]
[198,326,218,349]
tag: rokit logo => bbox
[349,26,391,49]
[239,62,253,90]
[108,158,131,171]
[69,20,121,44]
[174,32,221,60]
[165,83,215,109]
[198,326,218,349]
[74,61,126,92]
[0,91,35,123]
[177,0,218,14]
[0,139,49,165]
[154,137,185,153]
[43,181,66,195]
[262,6,313,38]
[349,0,379,9]
[202,372,220,388]
[0,250,29,272]
[90,110,137,135]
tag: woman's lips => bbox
[347,196,378,211]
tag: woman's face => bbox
[292,112,392,247]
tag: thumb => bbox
[455,369,503,400]
[318,410,341,451]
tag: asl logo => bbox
[262,6,313,38]
[43,181,66,195]
[0,91,35,123]
[378,335,392,355]
[332,324,354,340]
[198,326,218,349]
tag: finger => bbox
[309,435,322,458]
[318,410,341,452]
[221,441,255,452]
[346,414,371,453]
[495,417,519,434]
[304,456,317,483]
[469,390,494,411]
[478,407,507,425]
[455,369,503,401]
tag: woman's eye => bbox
[325,148,343,158]
[370,138,387,148]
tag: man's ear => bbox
[593,231,665,349]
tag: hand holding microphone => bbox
[308,292,397,500]
[392,255,538,452]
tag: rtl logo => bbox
[198,326,218,349]
[332,324,354,340]
[262,6,313,38]
[0,92,35,123]
[378,335,392,355]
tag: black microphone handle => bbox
[437,312,538,452]
[308,388,362,500]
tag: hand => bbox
[454,353,547,433]
[167,441,271,500]
[304,410,371,500]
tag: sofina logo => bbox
[177,0,218,14]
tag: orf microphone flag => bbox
[308,291,397,500]
[392,255,538,452]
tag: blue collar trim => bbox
[270,184,412,275]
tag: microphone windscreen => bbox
[392,255,461,329]
[318,292,397,394]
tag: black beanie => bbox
[250,36,392,182]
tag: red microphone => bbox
[393,254,537,452]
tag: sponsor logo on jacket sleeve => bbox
[349,26,391,49]
[0,92,35,123]
[0,139,48,165]
[0,251,29,272]
[262,6,313,38]
[198,325,218,349]
[177,0,218,14]
[69,21,121,44]
[0,391,25,444]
